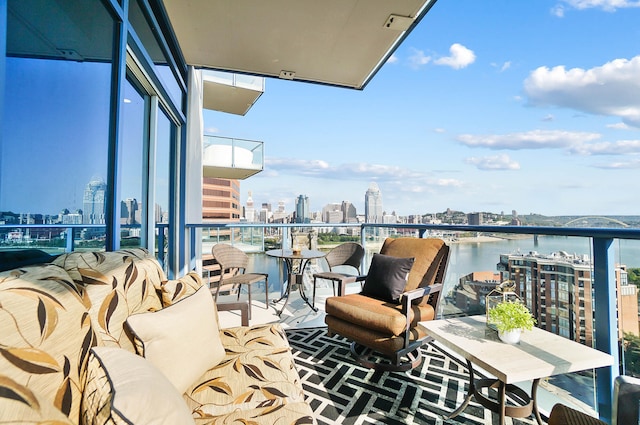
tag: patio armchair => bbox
[548,375,640,425]
[312,242,365,309]
[210,243,269,320]
[324,237,449,371]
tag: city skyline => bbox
[203,0,640,217]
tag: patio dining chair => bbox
[210,243,268,320]
[325,237,449,372]
[312,242,365,309]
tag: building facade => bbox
[295,195,310,224]
[498,251,638,347]
[202,178,241,222]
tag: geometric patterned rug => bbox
[286,327,542,425]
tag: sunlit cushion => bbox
[0,264,97,423]
[81,347,195,424]
[361,253,414,303]
[125,285,225,393]
[0,375,74,424]
[160,271,203,307]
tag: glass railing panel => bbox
[203,135,264,172]
[618,239,640,378]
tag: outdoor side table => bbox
[422,315,613,425]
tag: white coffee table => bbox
[422,315,613,425]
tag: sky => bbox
[203,0,640,218]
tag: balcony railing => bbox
[203,135,264,179]
[2,221,640,423]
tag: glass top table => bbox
[265,249,326,316]
[422,315,614,425]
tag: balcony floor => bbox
[215,282,605,424]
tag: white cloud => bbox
[434,43,476,69]
[457,129,601,150]
[408,48,431,68]
[559,0,640,12]
[568,139,640,155]
[262,157,464,195]
[434,128,446,133]
[593,158,640,168]
[607,122,631,130]
[387,54,399,64]
[542,114,555,122]
[465,154,521,171]
[204,126,219,134]
[551,5,566,16]
[524,55,640,127]
[500,61,512,72]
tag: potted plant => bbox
[488,301,536,344]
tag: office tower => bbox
[121,198,139,225]
[245,190,255,222]
[364,182,383,223]
[83,177,107,224]
[341,201,357,223]
[468,212,483,225]
[202,178,241,221]
[295,194,310,223]
[322,203,341,223]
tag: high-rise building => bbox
[341,201,357,223]
[121,198,139,225]
[364,182,383,223]
[245,190,255,222]
[83,177,107,224]
[202,178,241,221]
[271,201,288,223]
[498,251,638,347]
[295,194,310,223]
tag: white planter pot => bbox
[498,329,522,344]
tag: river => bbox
[246,235,640,294]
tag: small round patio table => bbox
[266,249,326,316]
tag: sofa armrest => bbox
[401,283,443,349]
[216,301,249,327]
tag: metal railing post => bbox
[592,237,618,423]
[66,227,74,252]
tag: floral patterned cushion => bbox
[0,264,98,423]
[161,271,203,306]
[193,402,315,425]
[53,249,164,352]
[184,324,311,419]
[0,375,74,424]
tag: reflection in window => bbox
[119,79,148,249]
[155,107,173,265]
[1,0,113,252]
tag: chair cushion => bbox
[361,253,414,303]
[82,347,195,425]
[160,271,203,306]
[380,238,447,292]
[126,285,225,394]
[325,293,435,336]
[183,324,308,418]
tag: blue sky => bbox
[203,0,640,218]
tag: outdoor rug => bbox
[286,327,541,425]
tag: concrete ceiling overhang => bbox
[162,0,438,90]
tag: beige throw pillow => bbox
[125,285,225,393]
[82,347,194,424]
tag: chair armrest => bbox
[338,275,368,296]
[400,283,444,349]
[216,301,249,327]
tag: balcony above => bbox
[202,71,264,116]
[203,135,264,180]
[162,0,439,90]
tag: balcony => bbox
[202,71,264,116]
[202,135,264,179]
[2,221,639,423]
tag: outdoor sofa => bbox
[0,248,315,424]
